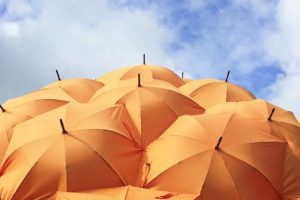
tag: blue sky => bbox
[0,0,300,116]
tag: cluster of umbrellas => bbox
[0,63,300,200]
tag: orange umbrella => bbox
[0,103,143,200]
[0,87,76,163]
[42,191,113,200]
[206,99,300,142]
[46,186,197,200]
[0,105,32,163]
[3,87,76,116]
[97,65,184,87]
[180,78,255,108]
[143,110,300,199]
[43,78,104,103]
[89,77,204,147]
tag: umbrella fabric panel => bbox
[43,79,104,103]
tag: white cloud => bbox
[0,21,20,37]
[0,0,300,117]
[0,0,175,102]
[264,0,300,116]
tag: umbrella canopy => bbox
[76,186,197,200]
[43,78,104,103]
[0,87,76,163]
[143,110,300,200]
[43,191,113,200]
[0,106,32,163]
[206,99,300,142]
[89,78,204,147]
[180,79,255,108]
[0,103,143,200]
[3,87,76,116]
[96,65,184,87]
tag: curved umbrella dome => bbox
[0,87,77,164]
[3,87,76,116]
[0,103,143,200]
[180,79,255,108]
[89,79,204,147]
[43,78,104,103]
[206,99,300,143]
[0,108,32,163]
[143,111,300,199]
[97,65,184,87]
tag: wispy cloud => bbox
[0,0,300,116]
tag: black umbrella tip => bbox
[225,70,230,82]
[56,69,61,81]
[0,104,6,112]
[143,54,146,65]
[138,73,142,87]
[59,118,67,134]
[215,137,223,150]
[268,108,276,121]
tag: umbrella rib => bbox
[221,154,243,200]
[145,149,212,186]
[196,151,216,198]
[223,141,286,148]
[149,134,211,147]
[63,136,69,191]
[8,136,59,200]
[0,134,56,167]
[32,191,55,200]
[152,89,203,114]
[72,128,134,143]
[221,151,282,198]
[68,134,127,185]
[124,186,130,199]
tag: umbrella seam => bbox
[145,149,213,186]
[9,135,60,200]
[68,134,127,185]
[222,150,282,198]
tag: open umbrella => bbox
[89,77,204,147]
[96,65,184,87]
[3,87,76,117]
[0,106,32,163]
[0,87,76,163]
[0,103,143,200]
[143,110,300,200]
[180,78,255,108]
[45,186,197,200]
[206,99,300,143]
[43,78,104,103]
[41,191,113,200]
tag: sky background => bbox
[0,0,300,116]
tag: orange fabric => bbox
[0,109,32,163]
[0,103,143,200]
[90,79,204,147]
[0,65,300,200]
[180,79,255,108]
[97,65,184,87]
[0,88,76,164]
[81,186,198,200]
[43,78,104,103]
[144,107,300,199]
